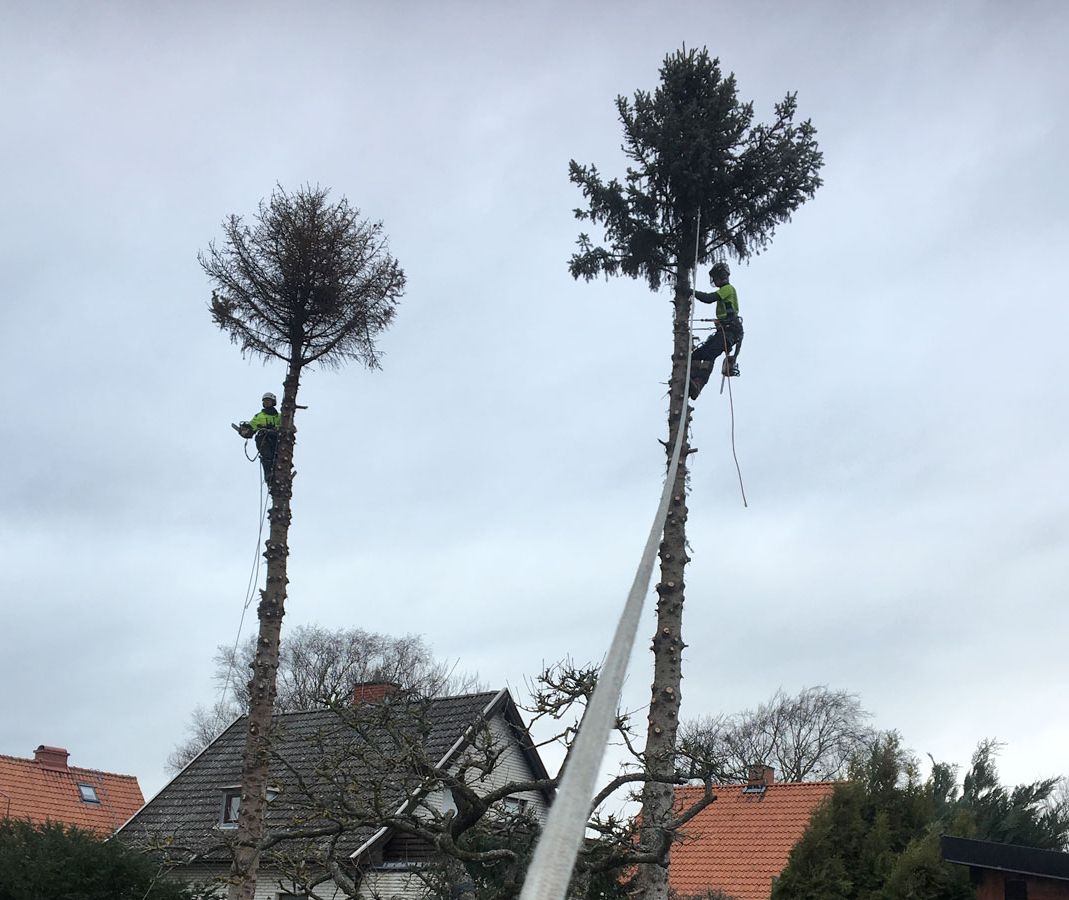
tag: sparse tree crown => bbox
[201,184,404,368]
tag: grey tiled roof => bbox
[118,691,503,864]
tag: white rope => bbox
[220,462,269,709]
[519,218,701,900]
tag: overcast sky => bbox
[2,1,1067,802]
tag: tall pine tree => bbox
[569,49,822,900]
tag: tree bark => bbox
[229,355,302,900]
[634,267,693,900]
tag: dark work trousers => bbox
[690,319,744,398]
[254,428,279,490]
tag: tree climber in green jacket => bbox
[689,262,743,400]
[235,392,281,491]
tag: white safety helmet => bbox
[262,392,277,405]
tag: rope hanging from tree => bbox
[219,456,270,709]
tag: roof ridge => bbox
[231,688,505,721]
[0,755,139,781]
[677,779,844,790]
[63,765,142,781]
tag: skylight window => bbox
[77,783,100,803]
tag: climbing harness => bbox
[717,317,743,382]
[518,219,703,900]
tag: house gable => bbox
[350,688,552,866]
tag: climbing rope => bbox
[518,219,702,900]
[723,370,748,508]
[219,447,269,709]
[717,330,749,508]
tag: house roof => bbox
[941,835,1069,882]
[669,781,838,900]
[0,746,144,835]
[118,689,540,865]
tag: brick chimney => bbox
[352,682,402,706]
[34,745,70,771]
[747,764,775,786]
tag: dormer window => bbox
[77,783,100,803]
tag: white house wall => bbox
[358,869,428,900]
[469,715,548,821]
[177,864,348,900]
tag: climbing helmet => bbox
[262,391,277,404]
[710,261,731,281]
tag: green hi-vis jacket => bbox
[694,283,739,320]
[249,408,281,431]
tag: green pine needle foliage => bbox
[569,47,823,289]
[771,735,1069,900]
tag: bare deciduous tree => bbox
[168,626,482,772]
[168,701,238,774]
[200,185,404,900]
[679,686,875,784]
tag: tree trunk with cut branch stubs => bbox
[229,356,301,900]
[632,266,694,900]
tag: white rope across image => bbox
[518,253,700,900]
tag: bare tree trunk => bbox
[229,355,302,900]
[634,268,693,900]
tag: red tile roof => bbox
[0,746,144,836]
[669,781,838,900]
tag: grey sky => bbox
[2,1,1067,801]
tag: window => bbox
[220,789,241,827]
[77,783,100,803]
[500,797,529,815]
[219,785,279,827]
